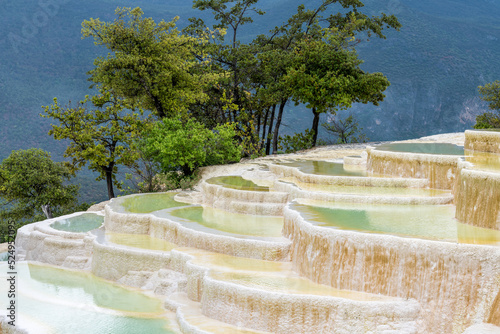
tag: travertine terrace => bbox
[4,131,500,334]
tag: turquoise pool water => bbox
[0,262,180,333]
[293,200,500,245]
[119,192,189,213]
[206,176,269,191]
[50,213,103,233]
[167,206,284,238]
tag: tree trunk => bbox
[181,164,193,177]
[105,166,115,199]
[261,107,270,150]
[311,107,321,147]
[256,110,261,143]
[265,105,276,155]
[272,100,286,154]
[41,205,53,219]
[151,94,166,118]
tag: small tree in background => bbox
[0,149,80,241]
[475,81,500,129]
[124,150,164,193]
[42,92,144,199]
[322,114,368,144]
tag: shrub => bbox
[142,117,242,176]
[277,129,315,153]
[473,112,500,129]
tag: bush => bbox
[473,112,500,129]
[277,129,315,153]
[142,118,242,176]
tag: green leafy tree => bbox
[0,149,79,240]
[253,0,399,152]
[141,117,242,177]
[285,22,391,147]
[82,7,219,119]
[475,81,500,129]
[185,0,266,152]
[474,112,500,129]
[42,92,144,199]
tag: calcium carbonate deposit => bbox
[3,130,500,334]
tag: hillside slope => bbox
[1,0,499,202]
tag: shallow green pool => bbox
[282,178,450,197]
[119,192,189,213]
[374,142,465,155]
[278,160,367,176]
[168,206,283,237]
[206,176,269,191]
[105,232,177,252]
[50,213,103,233]
[465,151,500,172]
[293,200,500,245]
[0,262,180,334]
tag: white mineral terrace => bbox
[3,131,500,334]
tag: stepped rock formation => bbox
[4,131,500,334]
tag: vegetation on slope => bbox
[2,0,500,206]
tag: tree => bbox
[185,0,266,154]
[252,0,399,151]
[322,113,368,144]
[82,7,219,119]
[42,92,144,199]
[284,11,394,147]
[0,149,78,222]
[475,81,500,129]
[141,117,242,176]
[124,149,164,193]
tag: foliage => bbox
[185,0,266,152]
[158,171,201,191]
[473,112,500,129]
[0,148,79,219]
[479,81,500,111]
[141,117,242,176]
[82,7,221,119]
[42,92,145,199]
[236,115,264,159]
[186,0,399,153]
[277,129,315,154]
[475,81,500,129]
[322,114,368,144]
[4,0,500,207]
[123,151,163,194]
[284,19,392,146]
[0,149,80,240]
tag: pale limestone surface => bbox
[463,324,500,334]
[86,200,109,212]
[15,211,102,269]
[9,132,500,334]
[465,130,500,153]
[283,204,500,334]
